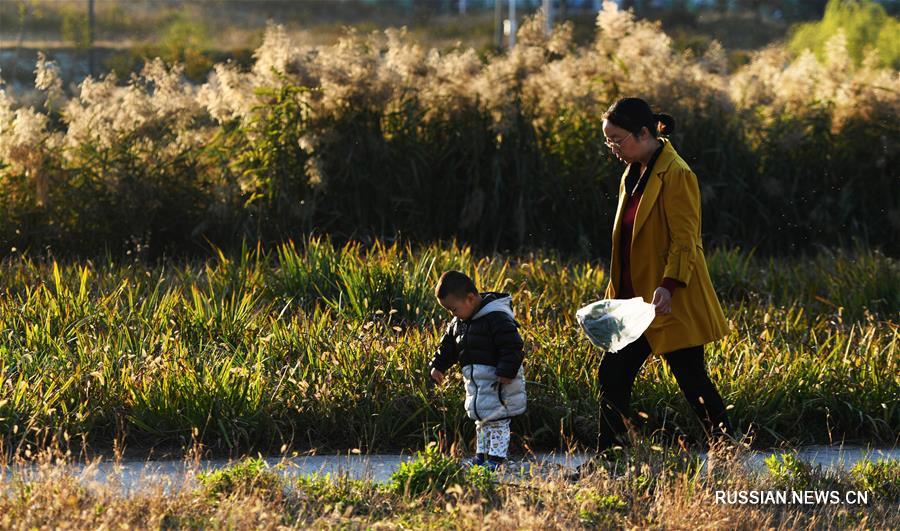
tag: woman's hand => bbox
[430,368,445,385]
[497,375,513,385]
[651,287,672,315]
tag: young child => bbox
[429,270,526,471]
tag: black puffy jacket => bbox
[429,292,525,379]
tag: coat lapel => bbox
[632,140,676,242]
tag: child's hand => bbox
[430,368,445,385]
[497,375,513,385]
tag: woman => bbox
[593,97,733,458]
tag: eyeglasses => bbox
[604,133,633,150]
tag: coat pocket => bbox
[500,368,527,418]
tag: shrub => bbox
[849,459,900,500]
[197,457,285,499]
[575,489,628,527]
[789,0,900,69]
[388,442,496,498]
[765,453,826,491]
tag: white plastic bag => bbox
[576,297,656,352]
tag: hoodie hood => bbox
[470,292,515,321]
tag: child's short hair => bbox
[435,271,478,299]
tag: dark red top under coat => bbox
[618,144,682,300]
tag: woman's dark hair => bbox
[602,97,675,138]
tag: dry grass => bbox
[0,443,896,530]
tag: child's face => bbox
[438,292,480,321]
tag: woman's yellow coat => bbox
[604,140,729,354]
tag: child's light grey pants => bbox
[475,418,511,458]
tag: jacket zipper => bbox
[465,322,481,421]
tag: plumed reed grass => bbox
[1,3,897,256]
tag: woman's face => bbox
[602,120,642,164]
